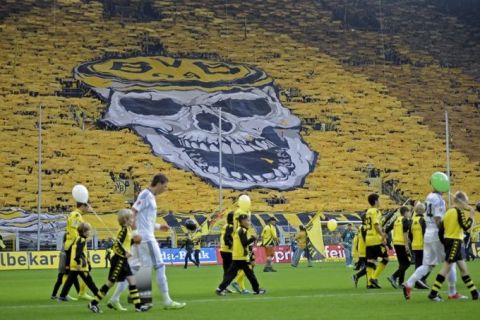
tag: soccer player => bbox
[387,206,412,289]
[428,191,479,301]
[219,213,235,275]
[61,202,94,300]
[291,225,312,267]
[410,202,429,289]
[132,173,186,309]
[59,223,103,305]
[402,178,463,300]
[88,209,150,313]
[352,221,367,287]
[261,217,279,272]
[365,193,388,289]
[216,214,266,296]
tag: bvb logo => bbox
[75,56,317,190]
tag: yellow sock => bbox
[234,271,246,291]
[373,262,386,279]
[62,274,68,285]
[366,267,373,285]
[79,279,87,295]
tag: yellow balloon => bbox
[327,219,337,231]
[238,195,251,211]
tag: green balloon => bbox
[430,172,450,192]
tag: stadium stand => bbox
[0,0,479,236]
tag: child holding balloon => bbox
[231,195,255,294]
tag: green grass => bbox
[0,261,479,320]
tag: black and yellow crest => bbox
[75,56,272,92]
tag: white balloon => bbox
[72,184,89,203]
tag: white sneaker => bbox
[164,301,186,310]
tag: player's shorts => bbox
[138,240,165,268]
[422,240,445,265]
[108,254,133,282]
[264,246,275,257]
[366,245,388,260]
[444,238,464,263]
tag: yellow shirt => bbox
[261,224,278,246]
[64,209,84,250]
[193,231,202,250]
[365,208,383,246]
[357,225,366,257]
[295,230,307,249]
[112,226,132,258]
[70,236,89,271]
[220,223,234,253]
[410,214,425,250]
[392,216,409,246]
[443,208,473,240]
[232,226,254,261]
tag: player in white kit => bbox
[131,173,186,309]
[402,174,465,300]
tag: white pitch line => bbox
[1,291,401,310]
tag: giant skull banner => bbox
[75,56,317,190]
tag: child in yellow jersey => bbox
[62,202,93,300]
[409,202,429,289]
[216,214,266,296]
[88,209,151,313]
[364,193,388,289]
[352,222,367,288]
[51,234,80,300]
[193,230,202,266]
[59,223,103,304]
[291,225,312,267]
[182,230,199,268]
[219,213,235,275]
[231,202,255,293]
[428,192,479,301]
[387,206,412,289]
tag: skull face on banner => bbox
[75,56,317,190]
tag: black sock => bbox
[92,284,109,304]
[129,285,142,307]
[462,275,478,299]
[429,274,445,296]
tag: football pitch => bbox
[1,261,479,320]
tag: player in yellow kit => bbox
[428,191,479,301]
[365,193,388,289]
[262,217,279,272]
